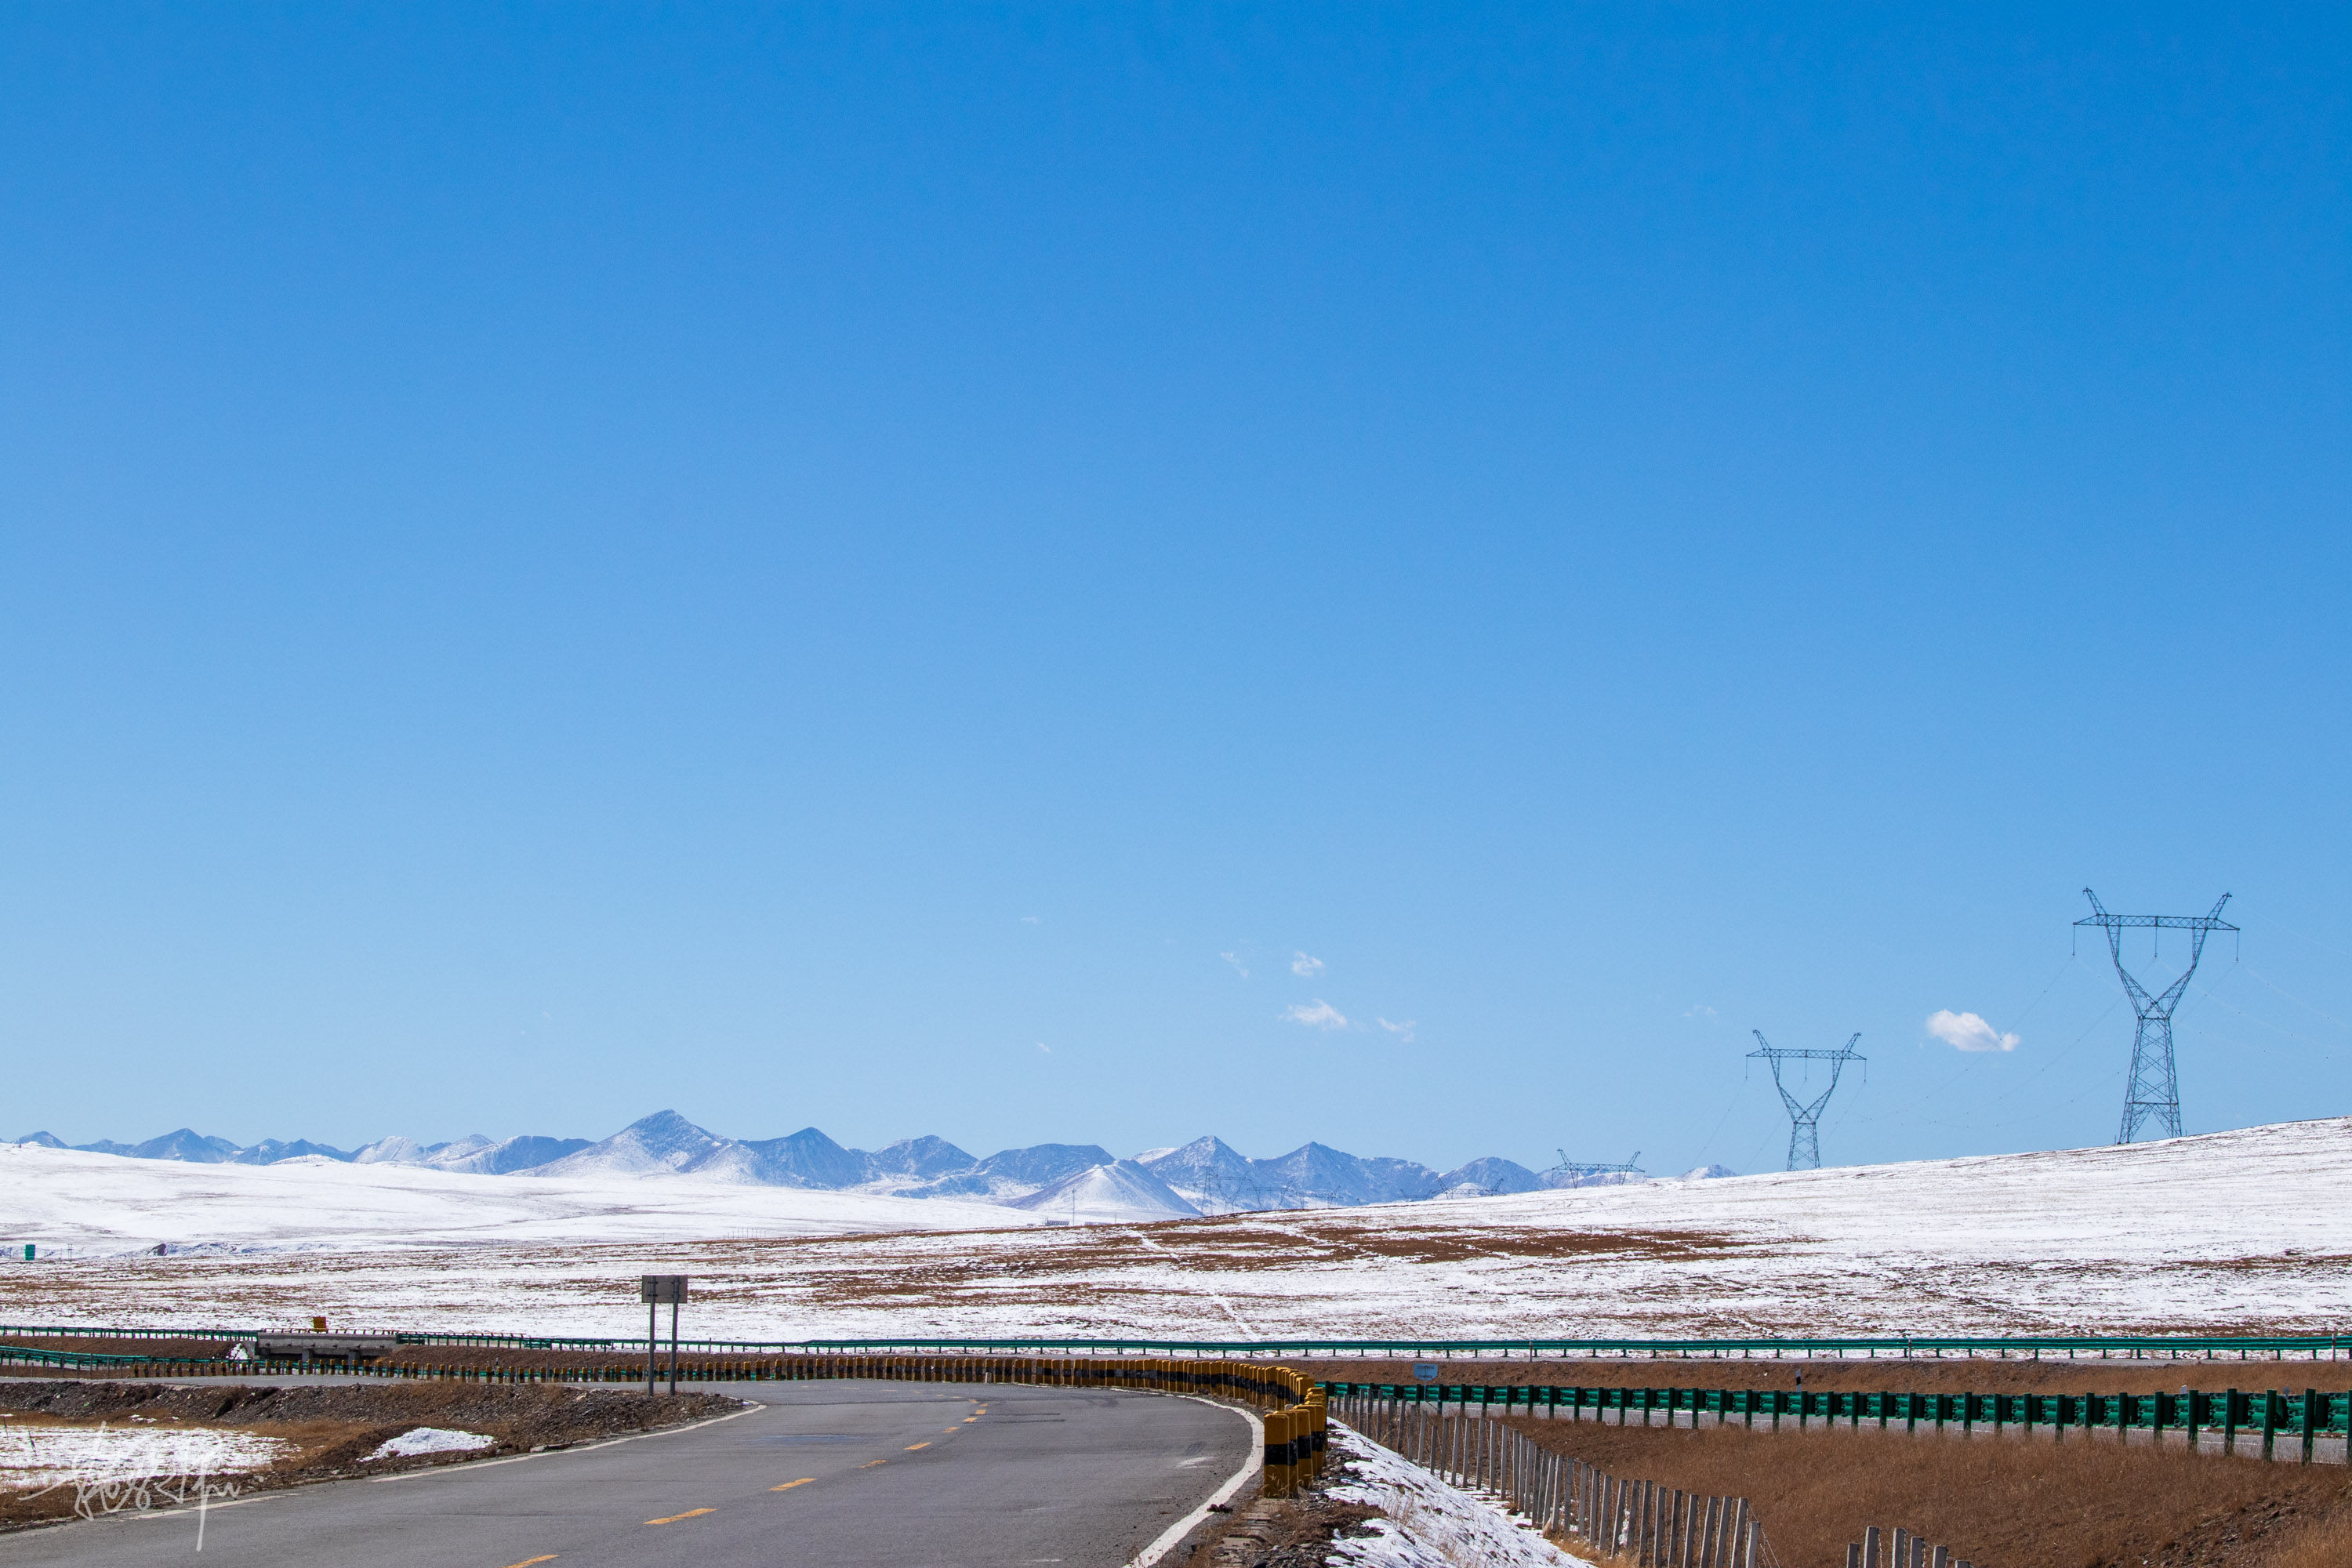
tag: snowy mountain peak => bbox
[1433,1156,1545,1199]
[530,1110,734,1179]
[864,1136,977,1180]
[16,1114,1610,1221]
[1011,1160,1200,1223]
[353,1136,437,1166]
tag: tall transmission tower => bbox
[2075,888,2236,1145]
[1748,1033,1864,1171]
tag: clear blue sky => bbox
[4,5,2347,1175]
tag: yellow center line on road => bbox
[770,1479,815,1492]
[500,1558,557,1567]
[644,1509,716,1526]
[862,1459,887,1468]
[904,1442,931,1450]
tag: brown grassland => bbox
[1496,1417,2352,1568]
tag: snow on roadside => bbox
[1323,1422,1595,1568]
[362,1427,496,1461]
[0,1425,290,1487]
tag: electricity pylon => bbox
[2075,888,2235,1145]
[1548,1150,1643,1184]
[1748,1033,1864,1171]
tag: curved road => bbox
[5,1378,1255,1567]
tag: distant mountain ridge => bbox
[9,1113,1733,1216]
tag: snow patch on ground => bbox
[1323,1423,1594,1568]
[0,1424,291,1487]
[363,1427,496,1461]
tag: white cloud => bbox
[1219,952,1250,978]
[1926,1009,2019,1053]
[1685,1004,1718,1019]
[1281,1000,1348,1030]
[1020,916,1040,925]
[1035,1042,1051,1054]
[1290,953,1325,978]
[1377,1017,1417,1043]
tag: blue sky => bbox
[3,5,2347,1174]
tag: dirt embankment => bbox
[1494,1414,2352,1568]
[0,1379,745,1528]
[1301,1356,2348,1396]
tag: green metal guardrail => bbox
[0,1332,2343,1465]
[1322,1381,2351,1463]
[3,1325,2350,1359]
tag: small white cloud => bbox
[1926,1009,2019,1053]
[1377,1017,1417,1043]
[1281,1000,1348,1030]
[1020,915,1041,924]
[1035,1042,1051,1054]
[1684,1004,1718,1019]
[1219,952,1250,978]
[1290,952,1325,978]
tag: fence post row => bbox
[1848,1521,1973,1568]
[1329,1392,1769,1567]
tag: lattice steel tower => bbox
[1748,1033,1864,1171]
[2075,888,2235,1145]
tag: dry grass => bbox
[1498,1414,2352,1568]
[2260,1512,2352,1568]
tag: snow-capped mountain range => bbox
[9,1112,1731,1219]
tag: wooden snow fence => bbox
[1844,1523,1973,1568]
[1334,1392,1774,1567]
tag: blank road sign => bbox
[641,1275,689,1304]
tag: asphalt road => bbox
[3,1377,1256,1568]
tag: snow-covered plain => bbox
[0,1119,2344,1340]
[0,1142,1048,1253]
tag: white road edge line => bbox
[123,1402,771,1519]
[129,1494,289,1520]
[1125,1396,1264,1568]
[368,1400,767,1483]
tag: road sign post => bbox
[641,1276,688,1394]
